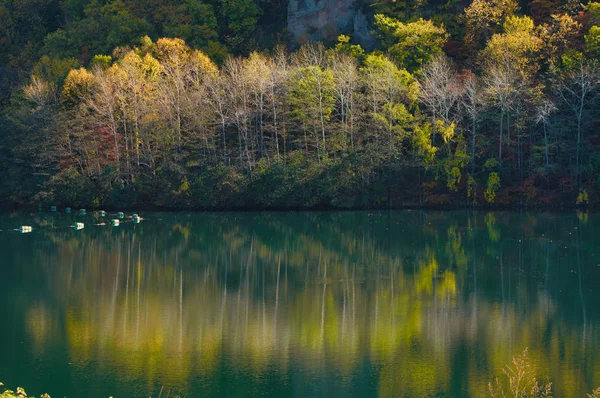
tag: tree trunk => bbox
[498,108,504,161]
[471,117,476,175]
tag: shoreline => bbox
[1,202,596,213]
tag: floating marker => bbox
[50,206,57,212]
[117,212,124,219]
[111,219,120,226]
[133,215,141,224]
[73,222,84,230]
[99,210,106,217]
[19,226,33,233]
[79,209,86,215]
[66,207,71,213]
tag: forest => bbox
[0,0,599,209]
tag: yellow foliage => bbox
[484,172,501,203]
[576,189,589,205]
[156,37,190,60]
[191,50,218,74]
[484,16,543,75]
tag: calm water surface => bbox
[0,211,599,397]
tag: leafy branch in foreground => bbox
[0,382,49,398]
[488,348,552,397]
[588,387,600,398]
[488,349,600,398]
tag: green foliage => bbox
[577,189,589,205]
[413,124,437,166]
[585,26,600,58]
[90,54,112,69]
[560,49,584,70]
[467,175,477,203]
[32,56,81,87]
[374,14,449,72]
[464,0,518,48]
[0,0,599,210]
[587,2,600,22]
[334,35,365,60]
[484,172,501,203]
[483,158,499,170]
[215,0,262,53]
[483,16,543,76]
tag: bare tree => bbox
[87,65,122,176]
[205,71,230,165]
[224,57,253,170]
[483,58,522,161]
[461,71,484,174]
[244,52,273,159]
[555,59,598,187]
[329,53,360,151]
[419,54,463,125]
[534,99,557,168]
[268,46,289,161]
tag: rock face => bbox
[288,0,376,48]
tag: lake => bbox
[0,211,598,397]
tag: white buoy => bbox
[79,209,86,215]
[133,216,141,224]
[50,206,57,212]
[117,212,124,219]
[111,219,120,226]
[19,226,32,233]
[73,222,84,230]
[99,210,106,217]
[66,207,72,213]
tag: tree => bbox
[541,14,581,66]
[360,54,418,152]
[267,47,289,161]
[329,52,360,151]
[224,56,253,169]
[204,69,230,165]
[461,71,484,174]
[288,65,336,160]
[534,98,557,168]
[244,52,273,158]
[419,54,463,145]
[586,26,600,59]
[483,16,543,77]
[554,58,599,188]
[156,38,192,157]
[464,0,518,49]
[374,15,449,72]
[482,16,543,162]
[214,0,262,54]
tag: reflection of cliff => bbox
[288,0,376,48]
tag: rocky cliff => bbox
[287,0,375,48]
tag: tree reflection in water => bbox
[0,211,598,397]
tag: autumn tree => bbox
[464,0,518,49]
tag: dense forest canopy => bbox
[0,0,599,209]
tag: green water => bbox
[0,211,599,398]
